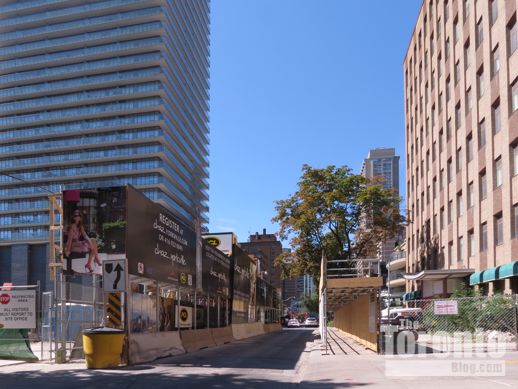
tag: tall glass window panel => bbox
[477,68,485,98]
[467,135,474,162]
[512,80,518,113]
[509,20,518,55]
[514,145,518,176]
[481,223,488,251]
[491,0,498,26]
[476,18,484,48]
[493,102,502,133]
[495,215,504,245]
[456,148,463,173]
[466,88,473,113]
[463,0,470,21]
[468,231,475,257]
[492,46,500,77]
[480,172,487,200]
[479,120,487,147]
[468,182,474,208]
[495,158,503,188]
[514,204,518,238]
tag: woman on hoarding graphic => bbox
[64,209,101,273]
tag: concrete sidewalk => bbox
[301,327,518,388]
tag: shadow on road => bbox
[0,369,370,388]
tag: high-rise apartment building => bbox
[360,148,400,192]
[360,148,400,272]
[0,0,210,289]
[404,0,518,297]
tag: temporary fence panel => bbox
[0,284,42,361]
[380,295,518,354]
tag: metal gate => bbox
[40,274,104,362]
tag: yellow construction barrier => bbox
[82,328,125,369]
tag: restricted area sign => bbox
[0,290,36,329]
[103,259,126,292]
[434,300,458,315]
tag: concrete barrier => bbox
[210,327,234,346]
[263,323,282,333]
[231,322,265,340]
[128,331,185,364]
[180,328,217,353]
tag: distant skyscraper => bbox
[360,148,400,270]
[360,148,400,192]
[0,1,210,289]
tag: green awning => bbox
[481,267,499,282]
[498,261,518,279]
[469,271,483,285]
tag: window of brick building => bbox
[495,214,503,245]
[495,157,503,188]
[509,18,518,55]
[480,171,487,200]
[481,222,488,251]
[476,18,484,48]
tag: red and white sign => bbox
[0,290,36,329]
[434,300,458,315]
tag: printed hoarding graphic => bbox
[232,246,252,298]
[62,187,126,275]
[0,290,36,329]
[202,233,236,256]
[202,240,230,295]
[126,186,196,286]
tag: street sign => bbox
[103,259,126,292]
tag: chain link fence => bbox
[382,295,518,354]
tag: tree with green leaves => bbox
[272,164,403,281]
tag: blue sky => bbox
[207,1,421,244]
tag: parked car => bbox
[303,317,318,327]
[287,319,301,328]
[380,307,422,328]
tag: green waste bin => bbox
[82,327,125,369]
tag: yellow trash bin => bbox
[82,327,125,369]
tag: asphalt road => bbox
[0,328,318,389]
